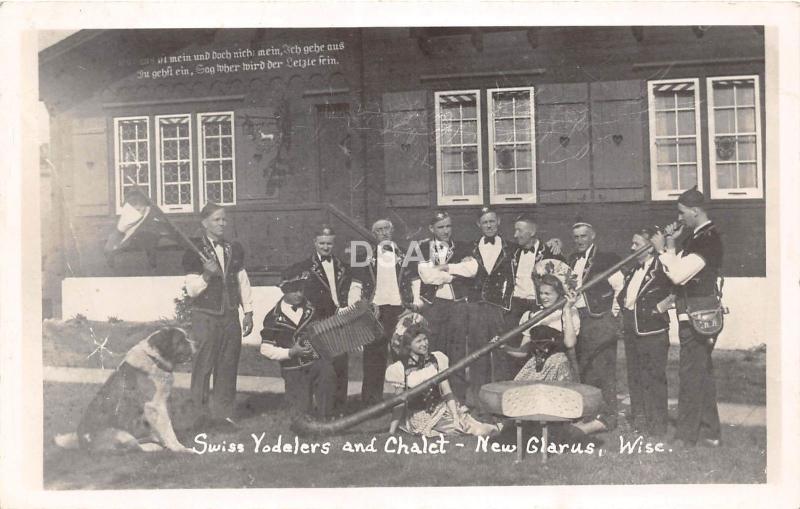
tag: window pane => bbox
[206,138,220,158]
[164,162,178,181]
[737,108,756,133]
[222,161,233,180]
[678,165,697,189]
[207,183,221,203]
[222,182,234,202]
[515,95,531,116]
[493,95,514,117]
[516,170,533,194]
[220,118,232,135]
[655,111,676,136]
[179,140,190,160]
[516,147,531,168]
[164,140,178,160]
[714,109,735,133]
[678,140,696,163]
[495,119,514,143]
[440,121,457,145]
[178,122,189,137]
[206,161,221,181]
[714,85,735,107]
[514,119,531,141]
[121,122,136,139]
[137,164,149,183]
[442,172,462,196]
[738,163,757,188]
[164,185,179,204]
[736,83,755,106]
[675,90,695,108]
[179,162,191,181]
[496,147,514,170]
[737,136,757,161]
[654,93,673,110]
[714,136,737,162]
[204,123,220,136]
[461,120,478,144]
[463,148,478,170]
[716,163,736,188]
[657,165,677,190]
[495,170,515,194]
[123,143,137,162]
[137,142,148,161]
[162,124,177,138]
[440,105,457,122]
[463,170,479,195]
[180,184,191,203]
[677,111,696,135]
[657,140,677,163]
[221,137,233,158]
[442,148,461,171]
[462,102,477,120]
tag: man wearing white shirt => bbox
[297,225,352,414]
[617,228,673,437]
[182,203,254,429]
[347,219,412,406]
[466,207,515,410]
[650,187,723,448]
[568,221,624,432]
[409,210,478,401]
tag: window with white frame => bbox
[435,91,482,205]
[198,112,236,206]
[156,115,193,212]
[114,116,151,211]
[488,87,536,203]
[647,79,703,201]
[707,76,763,199]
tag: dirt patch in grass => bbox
[44,381,765,489]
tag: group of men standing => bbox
[182,186,724,448]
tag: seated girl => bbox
[503,274,581,383]
[385,313,501,437]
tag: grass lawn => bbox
[42,319,766,488]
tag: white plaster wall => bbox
[61,276,768,350]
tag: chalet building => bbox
[39,27,767,348]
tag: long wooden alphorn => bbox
[291,242,655,436]
[122,175,209,262]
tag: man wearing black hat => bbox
[466,207,515,410]
[183,202,254,429]
[347,219,413,406]
[297,225,352,414]
[651,187,723,448]
[409,210,477,402]
[568,220,624,433]
[260,264,336,418]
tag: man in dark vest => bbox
[260,264,336,418]
[347,219,413,406]
[618,227,674,437]
[297,225,352,415]
[466,207,515,410]
[182,202,253,429]
[568,220,624,433]
[409,210,477,402]
[651,187,723,448]
[507,215,565,372]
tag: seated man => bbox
[260,264,336,418]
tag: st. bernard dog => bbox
[55,326,196,453]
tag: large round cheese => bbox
[479,381,603,419]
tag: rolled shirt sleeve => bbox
[259,342,291,361]
[608,270,625,300]
[347,280,363,307]
[184,273,208,298]
[238,269,253,313]
[418,262,454,285]
[658,250,706,285]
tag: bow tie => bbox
[521,246,534,254]
[319,255,332,263]
[381,244,395,253]
[483,236,497,245]
[637,260,649,270]
[291,303,302,312]
[211,240,223,247]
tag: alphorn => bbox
[292,241,655,436]
[122,175,210,262]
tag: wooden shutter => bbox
[536,83,591,203]
[382,91,430,207]
[70,117,111,215]
[590,80,646,202]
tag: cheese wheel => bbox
[479,381,603,419]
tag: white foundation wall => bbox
[61,276,768,350]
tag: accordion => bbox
[305,301,384,360]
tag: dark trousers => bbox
[467,302,511,411]
[676,321,721,444]
[282,360,337,418]
[505,297,538,374]
[361,304,403,405]
[190,308,242,421]
[576,307,619,429]
[421,297,470,402]
[622,310,669,436]
[316,307,349,415]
